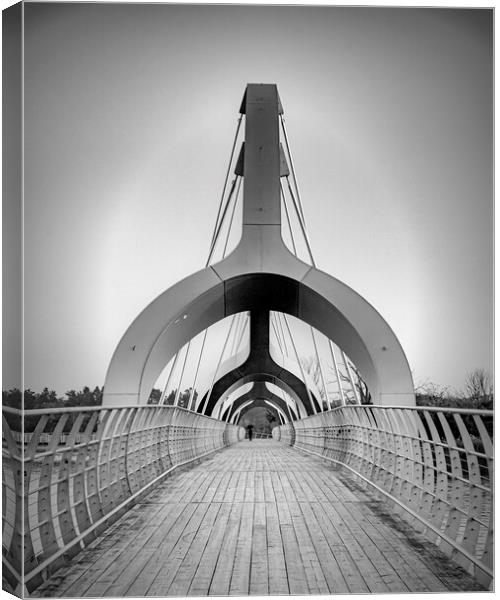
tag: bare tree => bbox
[464,369,493,400]
[415,379,451,401]
[414,379,455,407]
[344,363,372,405]
[302,354,372,407]
[300,356,329,410]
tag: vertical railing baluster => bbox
[79,411,100,542]
[91,409,113,529]
[422,410,449,536]
[452,413,483,567]
[274,403,492,586]
[124,407,140,494]
[2,402,492,591]
[436,411,466,553]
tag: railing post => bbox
[275,404,493,586]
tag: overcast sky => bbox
[15,4,492,396]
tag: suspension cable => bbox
[188,330,208,411]
[229,312,243,358]
[170,164,238,407]
[208,114,243,254]
[206,175,240,266]
[311,328,331,411]
[280,115,307,227]
[281,184,325,409]
[270,313,285,357]
[285,178,316,267]
[277,385,295,422]
[342,350,361,404]
[164,113,322,415]
[199,315,239,415]
[279,390,294,422]
[234,312,249,354]
[222,175,243,258]
[275,312,290,357]
[190,178,242,411]
[279,313,318,414]
[160,351,181,405]
[280,114,317,268]
[280,181,298,256]
[173,342,190,407]
[160,118,243,412]
[329,340,346,406]
[282,126,325,415]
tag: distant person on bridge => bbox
[246,424,254,441]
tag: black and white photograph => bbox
[2,2,494,597]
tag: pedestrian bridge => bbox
[2,402,492,595]
[3,83,493,596]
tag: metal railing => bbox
[252,431,272,439]
[273,404,493,588]
[2,404,244,593]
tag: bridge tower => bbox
[103,84,415,409]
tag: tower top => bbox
[239,83,284,115]
[240,84,282,228]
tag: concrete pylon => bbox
[103,84,415,408]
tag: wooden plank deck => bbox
[34,440,484,597]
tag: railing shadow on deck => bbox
[2,405,244,594]
[273,404,493,588]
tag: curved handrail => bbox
[2,404,244,593]
[274,404,493,588]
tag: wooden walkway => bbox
[34,440,484,597]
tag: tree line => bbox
[3,387,104,432]
[147,387,198,409]
[3,366,492,414]
[3,386,103,410]
[415,368,493,410]
[2,367,492,430]
[301,355,493,411]
[2,386,201,433]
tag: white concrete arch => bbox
[215,380,302,421]
[103,84,414,408]
[219,381,301,422]
[235,398,289,425]
[103,268,414,407]
[198,338,319,418]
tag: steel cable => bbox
[207,114,243,255]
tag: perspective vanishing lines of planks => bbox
[34,440,484,597]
